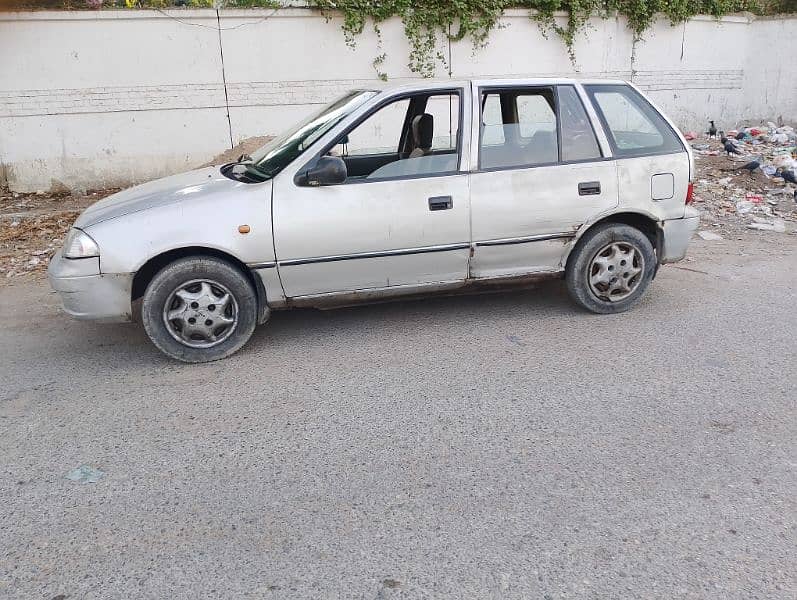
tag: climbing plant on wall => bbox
[308,0,757,76]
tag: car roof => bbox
[365,77,630,95]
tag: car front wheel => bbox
[565,223,656,314]
[142,256,258,362]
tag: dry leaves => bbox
[1,212,81,279]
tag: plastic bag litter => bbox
[65,465,104,483]
[769,133,790,144]
[736,199,755,214]
[748,218,786,233]
[772,154,797,170]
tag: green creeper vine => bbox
[309,1,758,77]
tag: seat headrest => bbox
[411,113,434,150]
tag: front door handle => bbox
[578,181,601,196]
[428,195,453,211]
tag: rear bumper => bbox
[660,208,700,264]
[47,252,133,322]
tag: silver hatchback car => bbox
[49,78,699,362]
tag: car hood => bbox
[75,167,243,229]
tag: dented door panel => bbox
[469,161,619,277]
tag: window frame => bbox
[476,84,609,173]
[584,83,685,159]
[299,87,465,185]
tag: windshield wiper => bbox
[243,163,271,181]
[226,161,271,182]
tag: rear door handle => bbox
[428,195,453,211]
[578,181,601,196]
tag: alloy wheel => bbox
[162,279,239,348]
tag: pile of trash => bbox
[685,121,796,238]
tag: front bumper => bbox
[47,252,133,322]
[660,207,700,264]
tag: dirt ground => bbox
[0,190,113,280]
[1,135,795,284]
[0,136,271,281]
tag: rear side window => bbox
[557,85,601,161]
[481,94,505,146]
[516,94,557,140]
[479,88,559,169]
[585,84,683,157]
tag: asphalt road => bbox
[1,234,795,599]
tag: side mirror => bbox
[295,156,347,187]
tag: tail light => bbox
[685,182,694,205]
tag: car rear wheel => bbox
[142,256,258,362]
[565,223,656,314]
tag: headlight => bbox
[63,228,100,259]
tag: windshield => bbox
[247,90,377,179]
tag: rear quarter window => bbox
[585,84,683,157]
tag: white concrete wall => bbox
[740,16,797,124]
[0,8,794,192]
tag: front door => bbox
[273,89,470,298]
[469,84,619,278]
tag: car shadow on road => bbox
[46,277,636,366]
[244,279,576,353]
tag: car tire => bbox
[141,256,258,362]
[565,223,656,314]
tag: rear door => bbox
[469,83,619,279]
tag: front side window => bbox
[344,98,410,156]
[585,84,683,156]
[326,91,462,181]
[424,93,460,151]
[479,88,559,170]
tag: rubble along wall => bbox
[1,8,795,192]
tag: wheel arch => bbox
[566,211,662,271]
[131,246,269,323]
